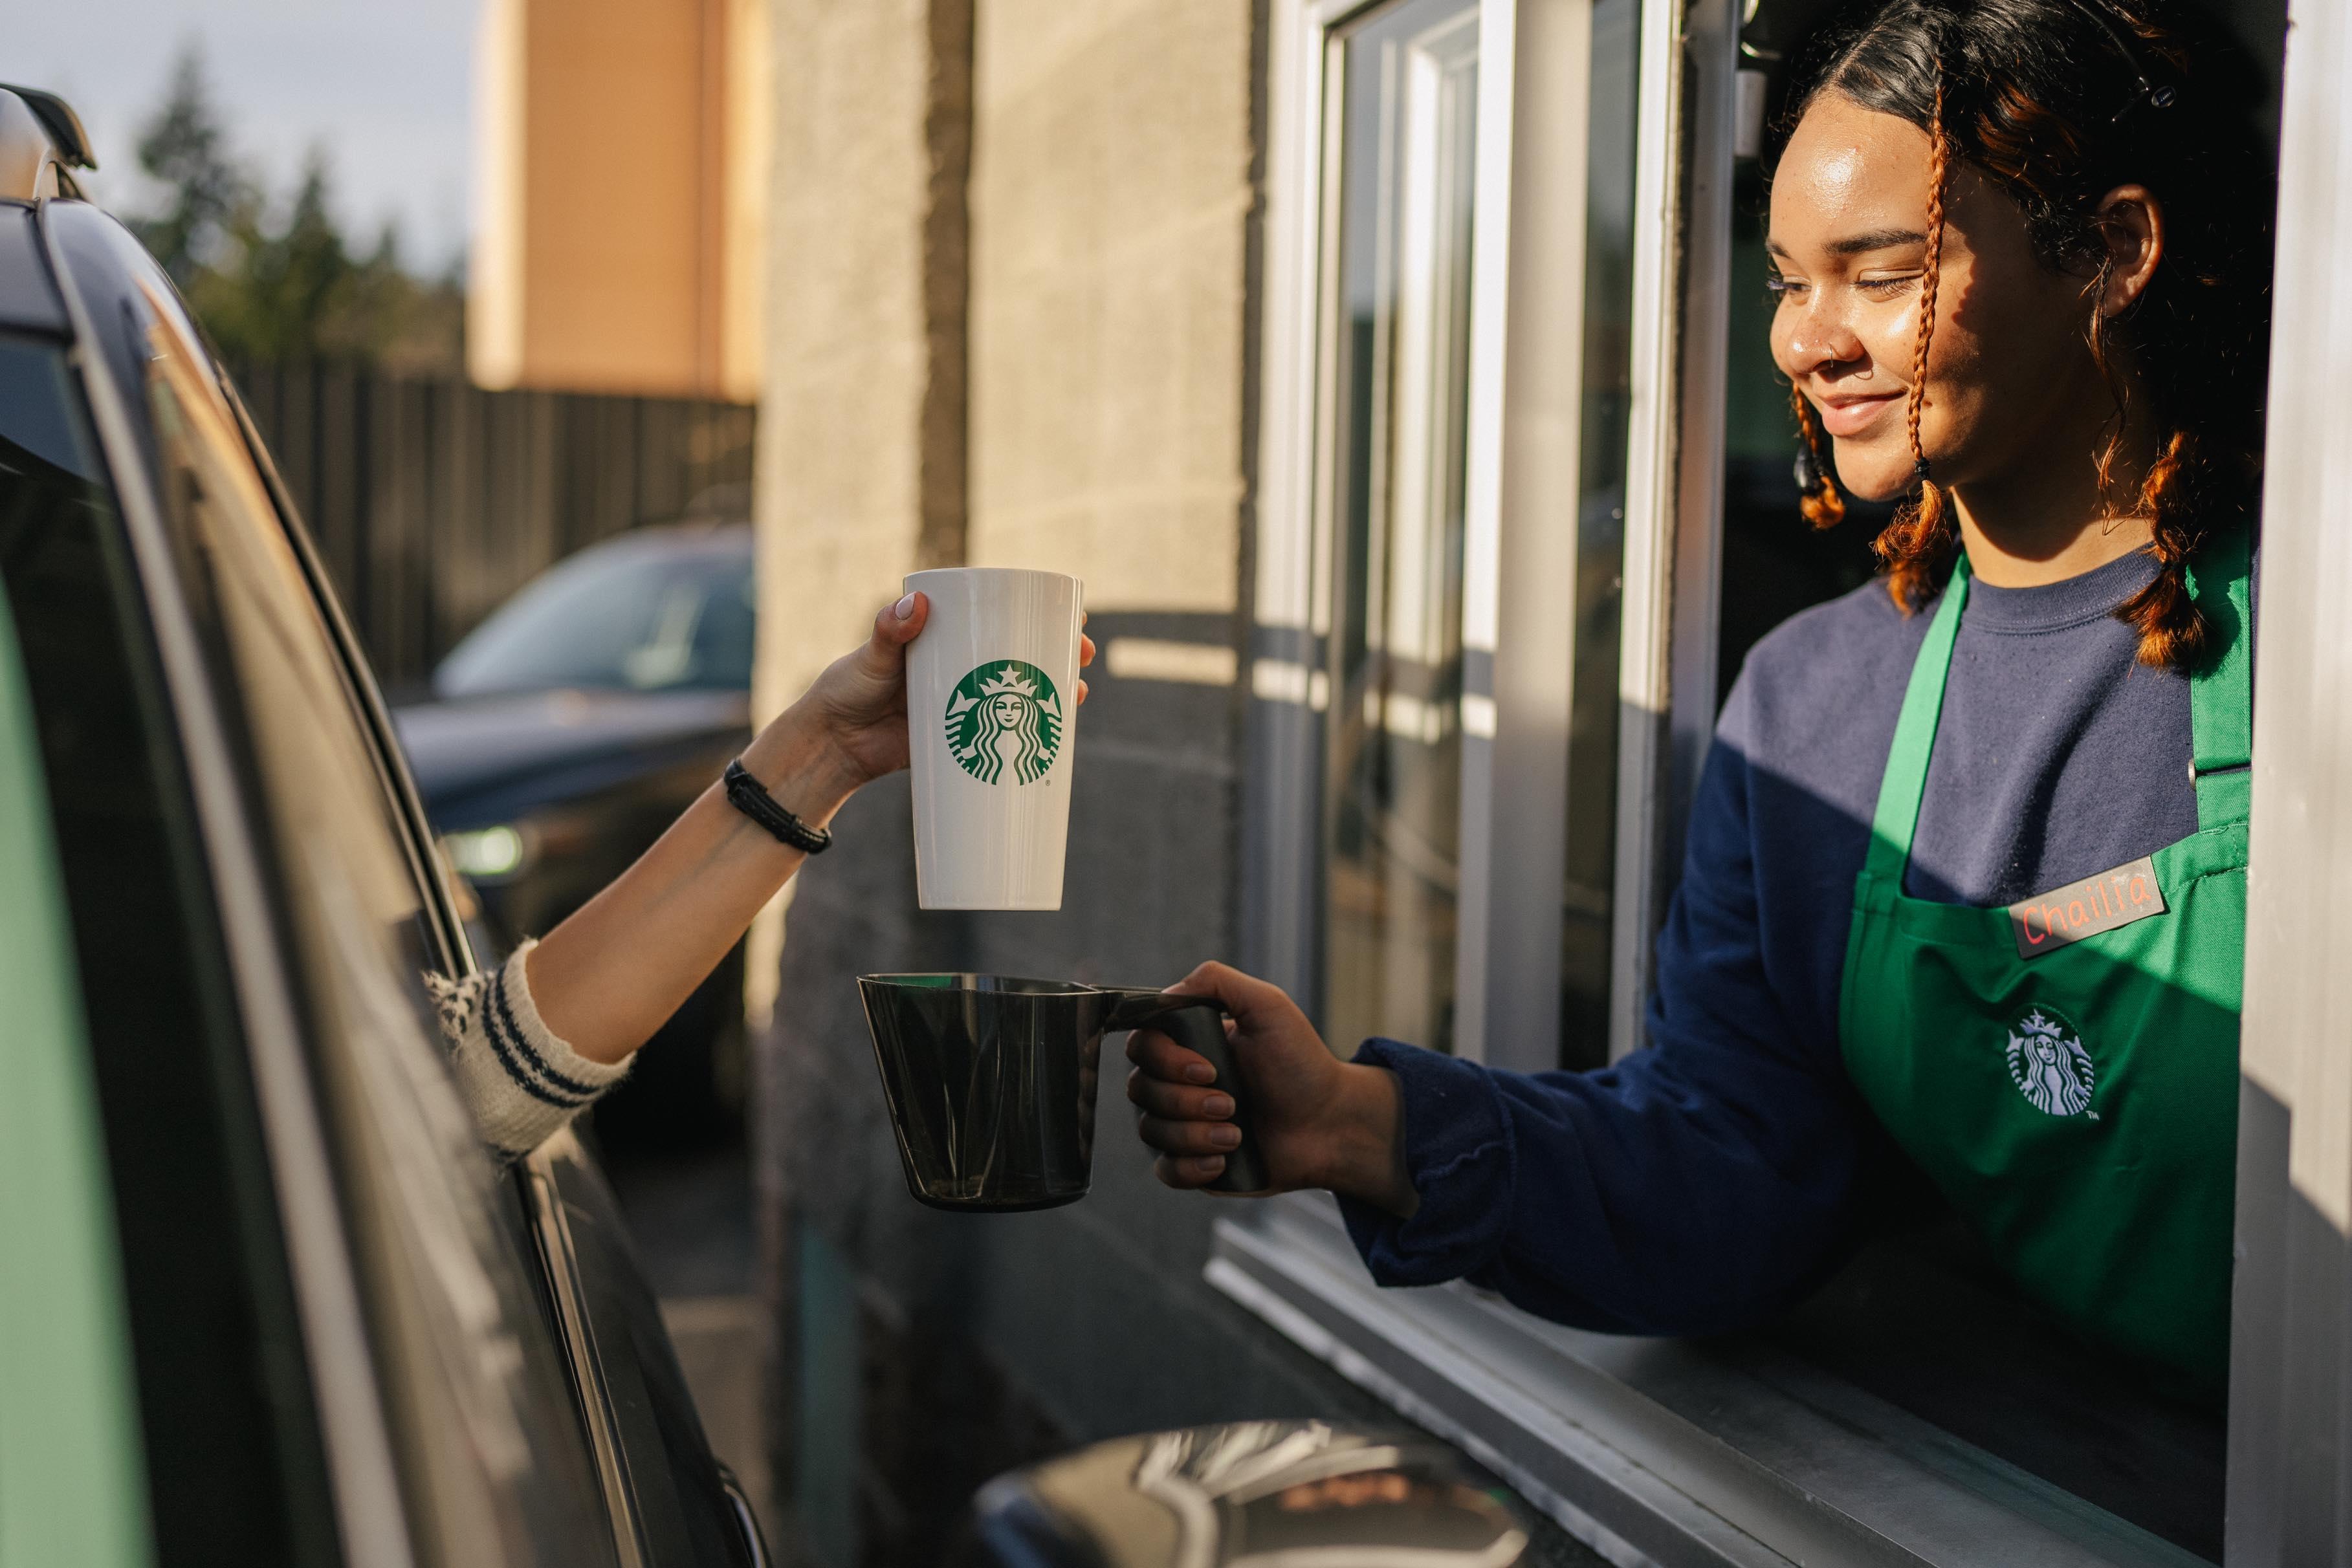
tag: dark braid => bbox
[1779,0,2273,671]
[1792,381,1846,529]
[1874,78,1955,611]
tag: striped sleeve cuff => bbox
[436,939,630,1159]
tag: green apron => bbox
[1838,532,2251,1387]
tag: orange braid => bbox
[2116,431,2210,668]
[1875,80,1955,611]
[1792,382,1846,530]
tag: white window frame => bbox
[1226,0,2351,1561]
[1245,0,1592,1073]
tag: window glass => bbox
[1559,0,1642,1068]
[1321,0,1482,1057]
[111,249,611,1563]
[0,332,336,1567]
[435,530,756,699]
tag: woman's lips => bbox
[1816,392,1902,439]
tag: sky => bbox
[12,0,479,275]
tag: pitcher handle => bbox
[1101,993,1269,1195]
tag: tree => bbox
[193,151,354,360]
[131,46,248,286]
[124,43,463,371]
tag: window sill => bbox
[1205,1193,2208,1568]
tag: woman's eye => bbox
[1764,275,1805,298]
[1855,276,1917,296]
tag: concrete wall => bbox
[752,4,1415,1566]
[755,3,1614,1563]
[470,0,765,398]
[965,0,1257,613]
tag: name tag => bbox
[2008,856,2167,959]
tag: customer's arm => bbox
[531,591,1089,1063]
[435,590,1088,1153]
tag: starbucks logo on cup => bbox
[2005,1006,2096,1118]
[944,660,1064,785]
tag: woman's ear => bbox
[2094,183,2164,317]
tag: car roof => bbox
[0,202,67,335]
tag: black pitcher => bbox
[856,974,1265,1211]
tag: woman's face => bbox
[989,693,1026,727]
[1768,94,2109,504]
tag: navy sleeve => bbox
[1339,691,1872,1335]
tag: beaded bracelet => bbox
[722,759,833,854]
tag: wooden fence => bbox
[232,362,758,694]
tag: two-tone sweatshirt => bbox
[1339,549,2215,1333]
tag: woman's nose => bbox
[1777,306,1864,381]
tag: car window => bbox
[64,215,617,1567]
[0,331,338,1568]
[435,537,756,698]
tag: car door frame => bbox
[214,259,766,1568]
[40,193,426,1568]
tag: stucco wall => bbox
[751,5,1373,1566]
[747,6,1559,1568]
[469,0,765,398]
[753,0,958,719]
[965,0,1257,613]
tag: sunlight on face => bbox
[1768,94,2107,503]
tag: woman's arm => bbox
[522,591,1088,1065]
[1128,717,1873,1336]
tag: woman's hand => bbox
[531,591,1091,1066]
[755,591,1096,797]
[1126,961,1418,1217]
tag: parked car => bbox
[0,91,766,1565]
[394,527,757,1149]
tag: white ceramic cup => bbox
[904,567,1084,909]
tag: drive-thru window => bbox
[1213,2,2329,1565]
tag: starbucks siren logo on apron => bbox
[1838,528,2251,1386]
[945,660,1063,785]
[2005,1007,2095,1117]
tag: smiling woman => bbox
[1770,0,2272,644]
[1130,0,2276,1433]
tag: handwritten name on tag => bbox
[2008,856,2167,959]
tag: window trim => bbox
[1208,1197,2210,1568]
[2226,0,2352,1554]
[1244,0,1599,1068]
[1605,0,1731,1062]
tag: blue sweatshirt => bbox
[1341,549,2208,1333]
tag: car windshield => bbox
[435,531,756,698]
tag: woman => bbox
[1127,0,2271,1388]
[430,592,1092,1157]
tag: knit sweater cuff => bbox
[434,939,630,1159]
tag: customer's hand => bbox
[757,591,1097,797]
[1127,962,1418,1216]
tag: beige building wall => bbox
[470,0,767,399]
[747,0,972,1023]
[965,0,1257,613]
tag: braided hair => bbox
[1781,0,2273,670]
